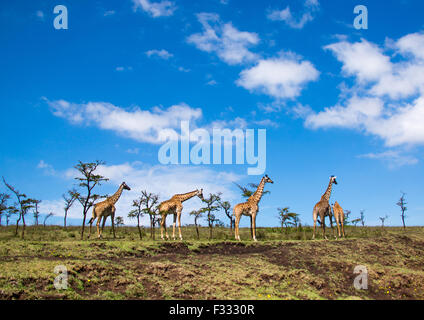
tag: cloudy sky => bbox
[1,0,424,228]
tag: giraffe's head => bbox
[197,188,204,200]
[264,174,274,184]
[330,175,338,185]
[122,182,131,191]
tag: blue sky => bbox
[1,0,424,228]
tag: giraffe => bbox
[331,201,345,238]
[233,175,274,242]
[312,176,337,240]
[88,182,131,239]
[158,189,204,240]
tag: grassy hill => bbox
[0,226,423,300]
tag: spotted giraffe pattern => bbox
[88,182,131,239]
[312,176,337,240]
[332,201,345,238]
[233,175,274,241]
[158,189,203,240]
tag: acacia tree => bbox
[277,207,299,232]
[379,215,389,228]
[343,209,352,226]
[0,193,10,226]
[201,193,222,239]
[397,192,407,230]
[351,218,362,227]
[360,210,366,227]
[32,199,42,226]
[63,189,77,228]
[3,177,36,238]
[6,205,19,226]
[219,200,234,231]
[189,209,203,239]
[43,212,54,227]
[129,191,159,240]
[115,216,124,228]
[70,161,109,240]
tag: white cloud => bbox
[324,39,392,82]
[358,151,418,168]
[146,49,173,60]
[236,52,319,99]
[132,0,176,17]
[103,10,115,17]
[46,99,202,144]
[396,32,424,60]
[126,148,140,154]
[37,160,57,176]
[305,32,424,149]
[115,66,133,72]
[305,96,384,129]
[267,0,320,29]
[187,13,260,65]
[35,10,44,21]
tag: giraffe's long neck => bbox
[249,178,266,204]
[177,190,199,203]
[321,179,333,202]
[108,185,125,205]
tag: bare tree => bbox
[343,209,352,226]
[201,193,222,239]
[63,189,77,228]
[128,191,158,240]
[219,200,234,231]
[189,209,203,239]
[379,215,389,228]
[360,210,366,227]
[351,218,362,227]
[70,161,109,240]
[3,177,36,238]
[43,212,54,227]
[397,192,407,230]
[32,199,42,226]
[0,193,10,226]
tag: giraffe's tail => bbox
[87,206,96,225]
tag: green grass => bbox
[0,225,423,300]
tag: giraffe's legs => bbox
[177,210,183,240]
[249,216,253,239]
[252,213,257,242]
[160,214,169,240]
[329,214,336,239]
[111,210,116,239]
[97,216,102,239]
[321,214,327,240]
[312,209,317,240]
[88,216,96,239]
[341,214,345,237]
[335,213,341,238]
[100,216,107,238]
[234,213,241,241]
[172,213,176,240]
